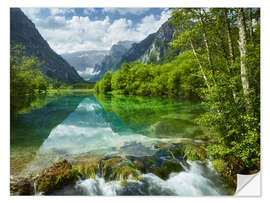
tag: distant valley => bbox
[61,50,109,81]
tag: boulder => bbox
[36,160,79,194]
[10,175,34,195]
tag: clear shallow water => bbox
[11,93,205,171]
[11,92,229,195]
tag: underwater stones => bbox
[120,142,155,156]
[10,175,35,195]
[153,118,201,138]
[36,160,79,194]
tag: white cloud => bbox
[49,8,75,16]
[21,8,41,22]
[22,8,171,54]
[103,8,150,15]
[77,67,100,79]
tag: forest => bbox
[10,45,94,115]
[95,8,260,173]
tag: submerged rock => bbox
[10,175,35,195]
[36,160,79,194]
[129,144,187,180]
[153,118,203,138]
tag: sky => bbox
[21,8,171,54]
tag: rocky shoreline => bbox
[10,141,237,195]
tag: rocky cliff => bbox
[90,20,177,81]
[90,40,134,81]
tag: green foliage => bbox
[10,44,48,96]
[94,72,112,94]
[212,159,228,174]
[95,51,202,99]
[10,45,49,115]
[95,8,260,174]
[170,8,260,173]
[184,144,207,162]
[71,82,95,89]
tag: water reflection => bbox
[39,97,154,156]
[10,94,85,175]
[11,93,205,175]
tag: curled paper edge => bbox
[235,172,260,196]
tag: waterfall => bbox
[73,161,227,196]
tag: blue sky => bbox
[21,8,171,54]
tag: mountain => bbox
[90,41,134,81]
[61,50,109,80]
[90,20,176,81]
[139,20,176,63]
[10,8,83,84]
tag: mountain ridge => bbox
[90,20,176,81]
[61,50,109,80]
[10,8,83,84]
[89,40,135,81]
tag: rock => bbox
[90,20,178,82]
[72,156,100,179]
[211,159,237,194]
[129,144,186,180]
[153,118,203,138]
[184,144,207,162]
[98,157,140,182]
[154,160,183,179]
[10,175,34,195]
[90,41,135,81]
[36,160,79,194]
[212,159,229,174]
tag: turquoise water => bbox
[11,93,205,175]
[11,92,232,196]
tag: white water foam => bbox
[74,161,227,196]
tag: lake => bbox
[10,92,231,195]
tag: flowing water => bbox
[10,92,230,196]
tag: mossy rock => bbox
[212,159,229,174]
[10,176,34,195]
[169,145,185,158]
[154,160,183,179]
[184,144,207,162]
[73,156,100,179]
[225,155,245,175]
[99,157,140,182]
[130,146,185,180]
[132,156,157,173]
[112,164,140,181]
[36,160,79,194]
[211,159,237,194]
